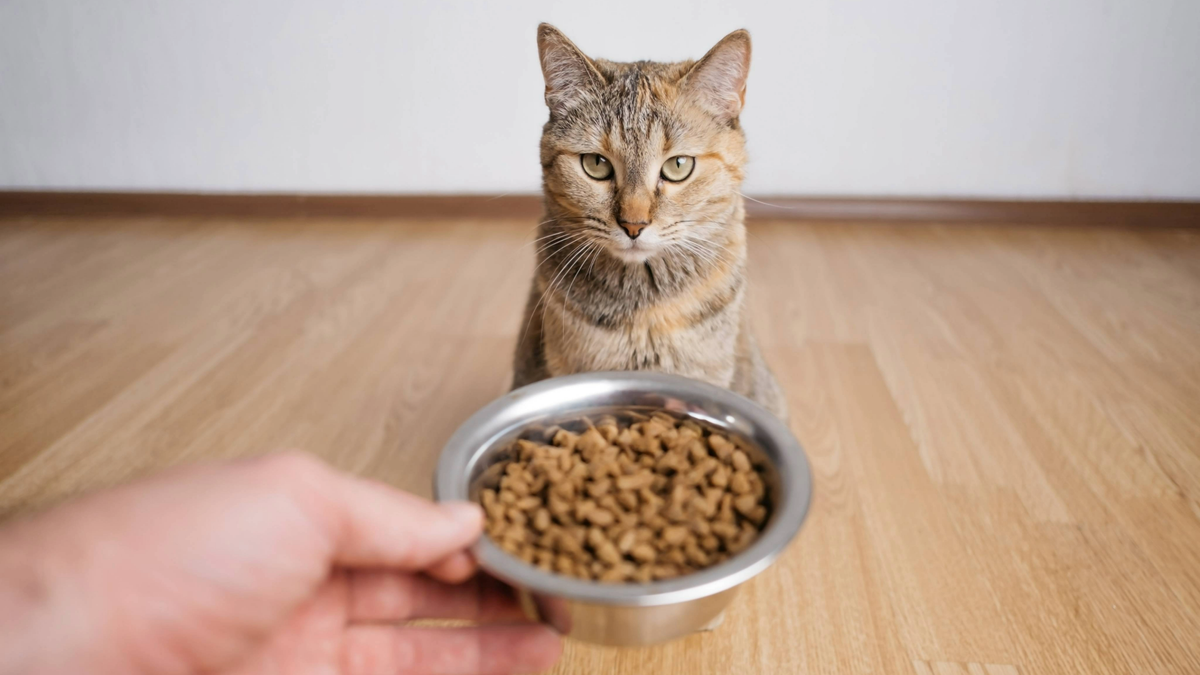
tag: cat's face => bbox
[537,26,751,264]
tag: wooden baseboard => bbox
[0,192,546,220]
[742,196,1200,227]
[1,191,1197,226]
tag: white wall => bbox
[1,0,1198,199]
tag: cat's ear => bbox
[537,24,604,116]
[681,29,752,123]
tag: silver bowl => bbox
[433,371,812,646]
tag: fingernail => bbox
[441,501,483,529]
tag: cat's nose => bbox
[619,221,649,239]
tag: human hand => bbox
[0,452,561,675]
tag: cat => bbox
[512,24,786,420]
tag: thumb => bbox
[321,470,484,570]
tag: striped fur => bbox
[513,24,786,419]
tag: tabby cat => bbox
[513,24,786,420]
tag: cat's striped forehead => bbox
[543,59,732,176]
[599,60,683,133]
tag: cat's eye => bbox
[661,156,695,182]
[581,153,614,180]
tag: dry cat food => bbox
[478,411,771,583]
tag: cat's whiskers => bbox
[674,238,721,271]
[546,238,599,300]
[525,230,586,256]
[538,215,596,227]
[527,216,614,274]
[533,232,593,274]
[563,241,603,306]
[522,230,573,252]
[522,236,599,339]
[736,192,798,211]
[691,241,726,272]
[530,241,592,330]
[520,215,600,241]
[533,228,590,255]
[663,214,746,268]
[686,210,779,265]
[688,204,778,268]
[672,226,723,257]
[671,218,729,228]
[549,240,604,341]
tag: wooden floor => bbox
[2,215,1199,674]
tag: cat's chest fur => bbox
[539,264,747,389]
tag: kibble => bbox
[478,412,771,583]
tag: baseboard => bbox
[1,191,1197,226]
[741,196,1200,227]
[0,192,546,220]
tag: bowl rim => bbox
[433,371,812,607]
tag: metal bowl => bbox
[433,371,812,646]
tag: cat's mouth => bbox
[604,221,668,263]
[610,235,661,263]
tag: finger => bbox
[424,551,477,584]
[348,571,526,623]
[271,453,484,570]
[342,624,561,675]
